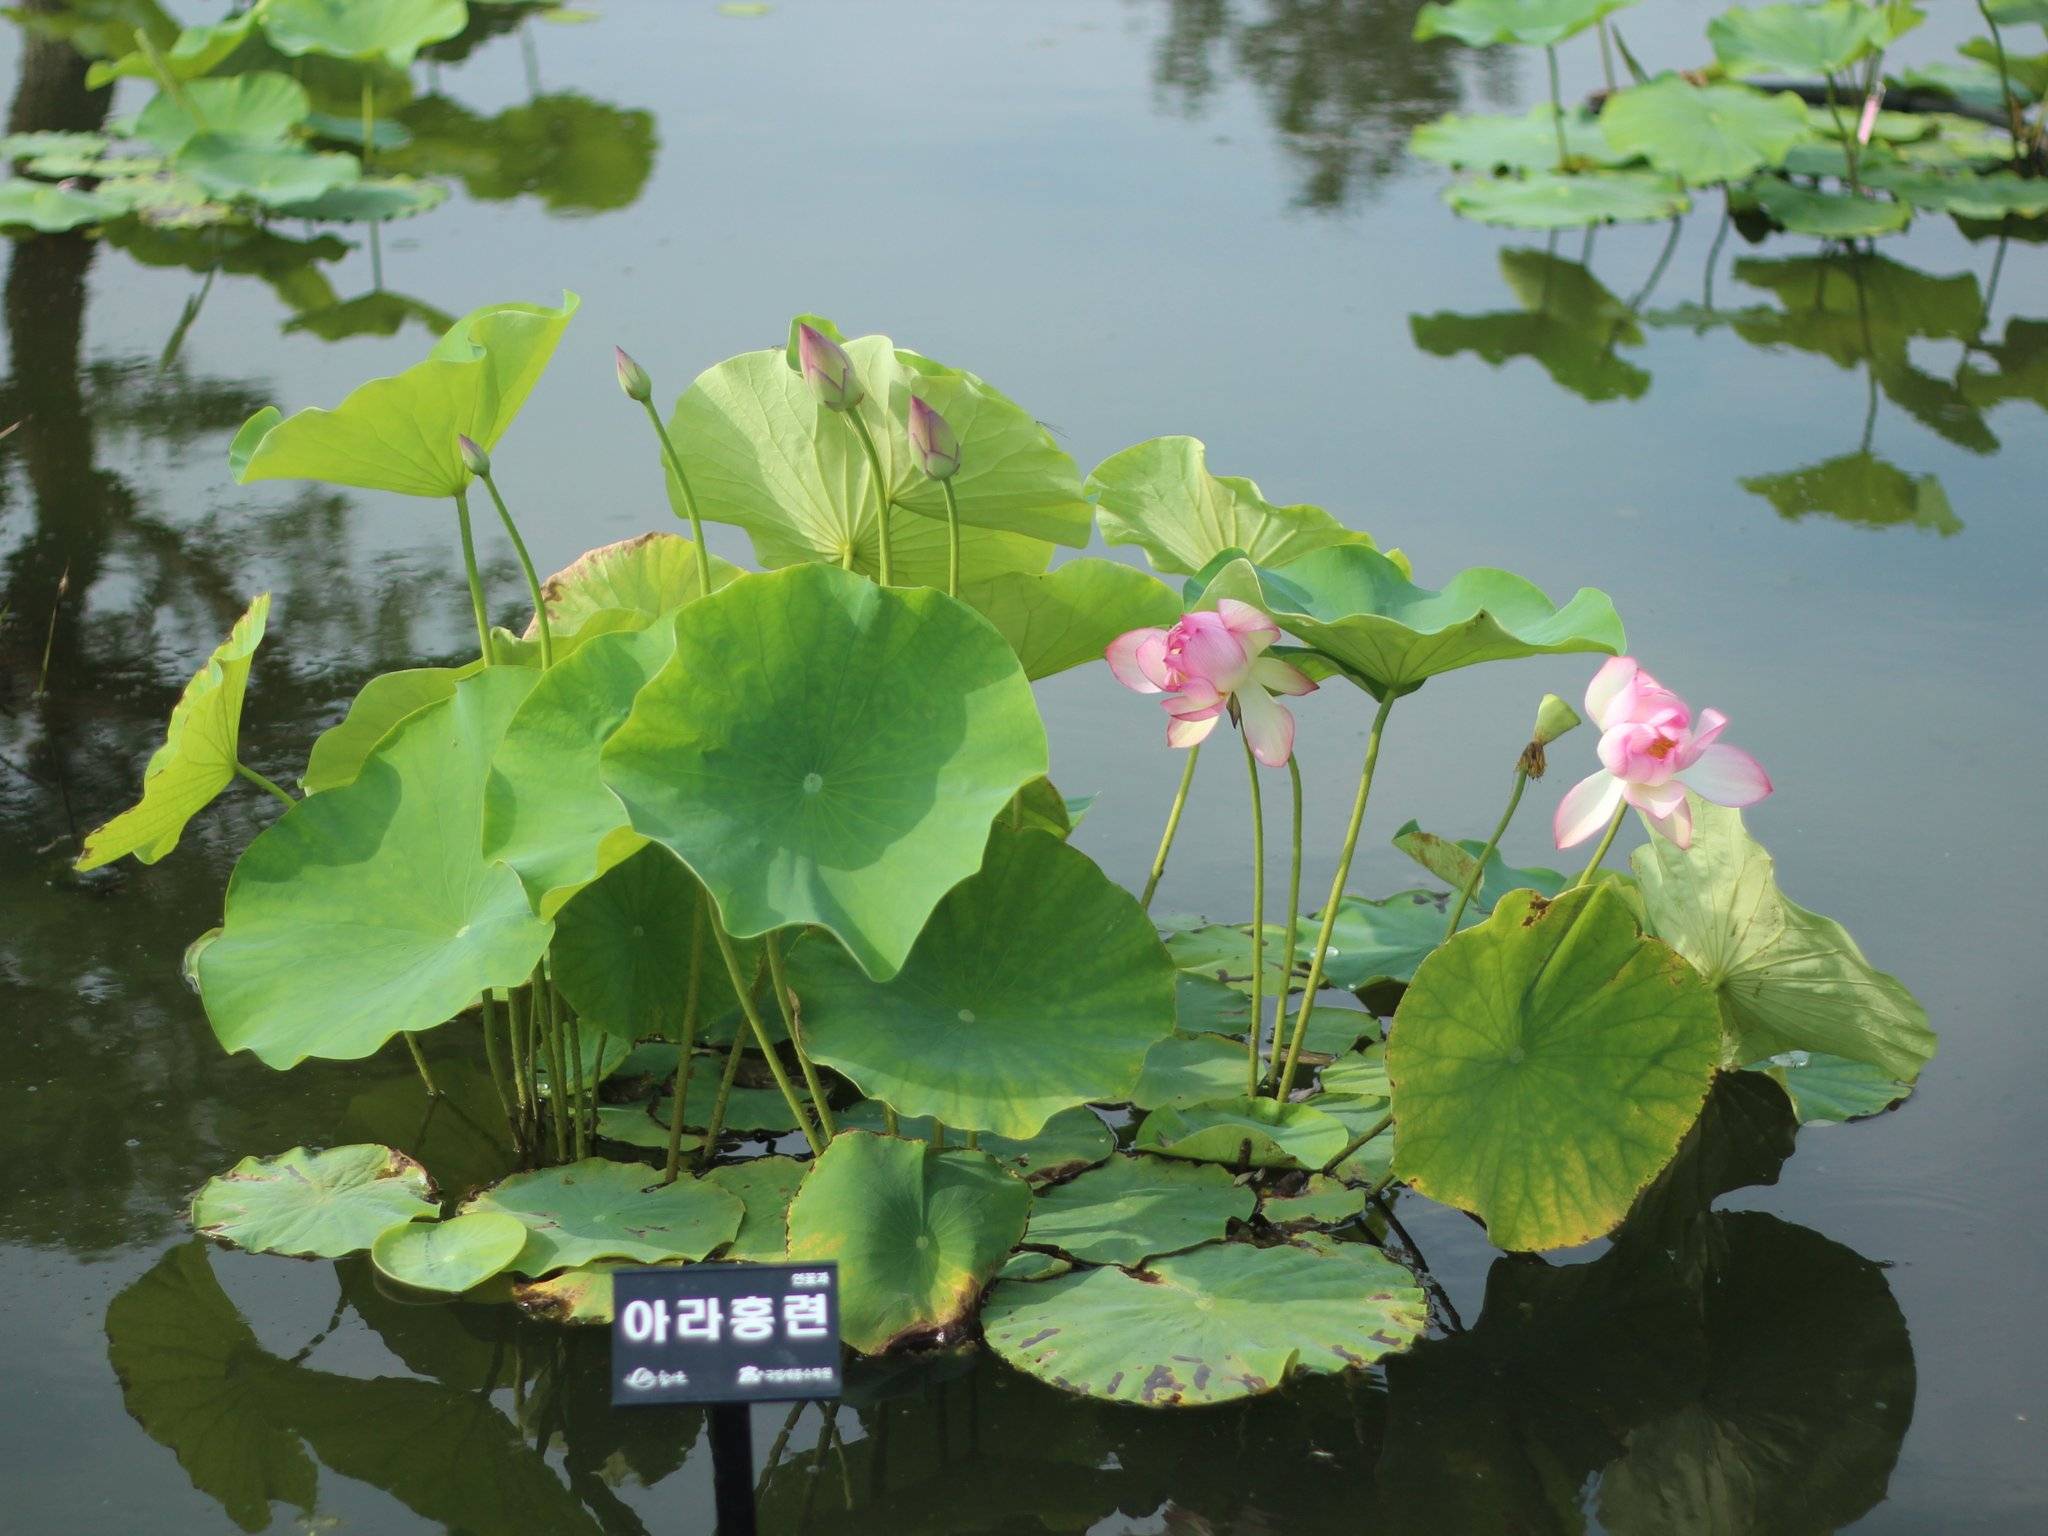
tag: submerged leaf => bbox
[192,1144,436,1258]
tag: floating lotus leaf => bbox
[192,1144,436,1258]
[262,0,468,68]
[1392,819,1567,908]
[1389,885,1722,1251]
[1749,1051,1911,1125]
[962,559,1181,680]
[594,1104,700,1151]
[133,72,311,152]
[1176,971,1252,1034]
[1320,1045,1390,1102]
[1135,1096,1352,1170]
[370,1211,528,1293]
[1633,799,1936,1083]
[77,594,270,871]
[999,1251,1072,1282]
[1087,436,1374,577]
[837,1103,1116,1184]
[1310,889,1473,996]
[984,1241,1426,1406]
[705,1156,807,1260]
[462,1158,743,1275]
[1864,165,2048,220]
[603,566,1049,981]
[1707,2,1891,78]
[551,844,743,1040]
[230,293,580,497]
[663,1070,804,1135]
[1750,179,1913,238]
[1411,106,1637,172]
[177,135,362,208]
[1413,0,1634,46]
[511,1261,655,1325]
[1025,1155,1253,1266]
[198,669,553,1068]
[1132,1033,1254,1111]
[1261,1174,1368,1229]
[532,532,740,639]
[786,1133,1031,1353]
[1164,920,1298,995]
[1201,545,1623,699]
[1314,1092,1398,1185]
[275,176,449,222]
[1600,77,1812,185]
[1296,1003,1381,1058]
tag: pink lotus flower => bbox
[1106,600,1317,767]
[1554,656,1772,851]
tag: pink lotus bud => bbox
[456,434,490,477]
[614,346,653,403]
[795,322,864,412]
[906,394,961,481]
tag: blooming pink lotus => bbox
[1107,600,1317,766]
[1554,656,1772,850]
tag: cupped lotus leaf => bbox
[275,176,449,222]
[462,1158,744,1275]
[705,1156,807,1260]
[262,0,469,68]
[1632,799,1936,1082]
[602,566,1050,981]
[962,559,1181,680]
[1202,545,1624,700]
[551,844,741,1040]
[87,12,263,87]
[176,135,362,207]
[481,619,678,917]
[1413,0,1633,45]
[1750,179,1913,238]
[1392,820,1567,909]
[1135,1096,1352,1170]
[1747,1051,1910,1125]
[229,292,580,497]
[1707,2,1890,78]
[77,594,270,871]
[1448,170,1692,228]
[838,1103,1116,1184]
[984,1240,1426,1407]
[133,73,311,152]
[1087,437,1374,577]
[793,825,1175,1136]
[1389,885,1722,1251]
[301,667,461,794]
[1261,1174,1368,1229]
[198,669,553,1068]
[786,1133,1031,1353]
[1411,106,1638,172]
[1133,1033,1254,1111]
[370,1211,528,1293]
[192,1144,437,1258]
[1024,1155,1253,1266]
[532,532,740,639]
[1600,78,1813,185]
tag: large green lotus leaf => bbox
[984,1240,1426,1406]
[87,12,263,87]
[229,292,579,497]
[1202,544,1624,700]
[532,532,740,639]
[262,0,468,67]
[1135,1096,1353,1170]
[1633,799,1936,1083]
[1024,1155,1254,1266]
[176,135,362,208]
[1164,921,1298,996]
[198,669,554,1068]
[1261,1174,1368,1229]
[837,1102,1115,1184]
[1087,436,1374,577]
[785,1133,1031,1353]
[481,619,678,918]
[370,1211,528,1293]
[1747,1051,1910,1125]
[602,566,1049,980]
[77,594,270,871]
[1750,179,1913,239]
[1448,170,1692,228]
[793,825,1176,1136]
[705,1155,807,1260]
[1392,819,1567,908]
[1413,0,1634,45]
[1132,1033,1254,1111]
[191,1144,437,1258]
[301,667,461,794]
[461,1158,743,1275]
[0,179,120,232]
[1389,885,1722,1251]
[1600,77,1813,185]
[961,559,1181,680]
[1411,105,1638,172]
[1741,452,1959,535]
[1863,165,2048,220]
[667,332,1075,586]
[1707,2,1890,78]
[133,72,312,152]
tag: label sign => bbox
[610,1262,842,1406]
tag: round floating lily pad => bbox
[984,1240,1426,1406]
[1748,1052,1911,1125]
[1320,1046,1390,1102]
[1389,885,1722,1251]
[178,136,361,208]
[705,1156,806,1260]
[1600,77,1812,186]
[1135,1096,1352,1171]
[371,1211,528,1293]
[1132,1033,1254,1111]
[1411,105,1638,173]
[1447,171,1692,229]
[1025,1155,1253,1266]
[1176,971,1251,1034]
[192,1143,436,1258]
[793,824,1175,1137]
[1310,889,1471,993]
[1261,1175,1368,1229]
[1413,0,1634,48]
[462,1158,743,1276]
[837,1103,1115,1184]
[593,1104,702,1152]
[1751,179,1912,239]
[786,1132,1030,1354]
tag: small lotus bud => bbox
[906,394,961,481]
[795,322,864,412]
[614,346,652,403]
[1531,693,1581,747]
[456,434,490,477]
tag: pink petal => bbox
[1250,655,1317,698]
[1166,714,1219,749]
[1162,693,1224,723]
[1621,777,1688,819]
[1685,707,1729,758]
[1679,742,1772,808]
[1554,769,1622,849]
[1236,683,1295,767]
[1106,628,1170,693]
[1584,657,1640,729]
[1643,796,1693,849]
[1215,598,1278,641]
[1170,613,1251,691]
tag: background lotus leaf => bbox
[1412,105,1637,172]
[962,559,1181,680]
[1024,1155,1253,1266]
[1134,1096,1353,1170]
[1600,77,1813,185]
[531,532,740,638]
[838,1103,1116,1184]
[191,1144,436,1258]
[462,1158,743,1275]
[550,844,745,1040]
[1748,1051,1911,1125]
[176,136,362,209]
[1447,170,1692,228]
[1707,2,1893,78]
[133,72,312,152]
[370,1211,528,1293]
[705,1156,807,1260]
[1413,0,1636,47]
[262,0,468,68]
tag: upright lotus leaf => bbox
[531,532,740,639]
[1135,1097,1354,1170]
[785,1133,1031,1354]
[1087,437,1373,577]
[984,1241,1426,1407]
[1392,820,1567,908]
[371,1211,528,1293]
[1601,77,1814,185]
[961,559,1181,680]
[198,669,554,1068]
[1633,799,1936,1082]
[793,825,1174,1136]
[300,667,461,793]
[133,73,313,153]
[191,1145,437,1259]
[1411,105,1638,173]
[1201,545,1624,700]
[462,1159,744,1275]
[705,1156,807,1260]
[602,566,1049,980]
[76,594,270,871]
[837,1102,1116,1184]
[1413,0,1635,46]
[1748,1050,1910,1125]
[1707,2,1891,78]
[87,12,263,87]
[1024,1155,1254,1266]
[1389,885,1723,1251]
[229,292,580,496]
[177,136,363,209]
[1005,775,1075,837]
[261,0,469,68]
[1447,171,1692,228]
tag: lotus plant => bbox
[793,321,897,585]
[906,393,962,596]
[614,346,715,594]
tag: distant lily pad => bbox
[1864,166,2048,221]
[1135,1096,1352,1170]
[1599,77,1812,186]
[1165,921,1298,996]
[837,1103,1115,1184]
[192,1143,436,1258]
[1025,1155,1254,1266]
[462,1159,743,1275]
[273,176,449,222]
[1448,171,1691,229]
[371,1211,528,1293]
[177,135,362,208]
[705,1156,807,1260]
[1412,105,1637,173]
[1413,0,1634,47]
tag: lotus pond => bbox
[3,1,2044,1532]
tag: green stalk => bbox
[477,468,553,668]
[521,980,542,1145]
[1266,754,1304,1086]
[360,76,375,170]
[1277,693,1396,1101]
[234,761,295,807]
[697,1023,748,1172]
[481,990,516,1137]
[882,1107,899,1137]
[1822,72,1861,195]
[663,906,707,1184]
[641,398,715,593]
[1597,19,1617,92]
[1139,745,1201,912]
[540,970,569,1161]
[506,985,531,1136]
[1319,1110,1392,1177]
[451,489,496,665]
[1978,4,2023,160]
[964,1131,980,1150]
[566,1004,589,1160]
[709,922,824,1156]
[846,408,894,586]
[1364,1165,1401,1203]
[1572,802,1628,888]
[766,931,836,1139]
[1240,729,1266,1098]
[402,1032,438,1098]
[1444,768,1529,942]
[939,478,962,599]
[1545,44,1568,172]
[931,1120,947,1150]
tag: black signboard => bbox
[610,1261,842,1406]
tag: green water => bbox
[2,2,2042,1531]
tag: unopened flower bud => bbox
[456,434,490,477]
[795,321,864,412]
[906,394,961,480]
[614,346,652,403]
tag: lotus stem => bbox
[1140,744,1201,911]
[481,990,516,1138]
[709,919,825,1156]
[931,1120,947,1150]
[1822,72,1862,195]
[1572,802,1627,889]
[663,905,707,1183]
[846,408,894,586]
[1444,768,1528,942]
[1278,693,1396,1101]
[234,761,295,807]
[1978,3,2023,160]
[539,968,569,1161]
[588,1034,609,1146]
[521,980,542,1145]
[766,930,836,1139]
[402,1032,438,1098]
[641,398,715,594]
[697,1020,748,1172]
[1597,19,1616,92]
[1240,729,1267,1098]
[477,468,553,668]
[506,984,531,1131]
[1545,44,1568,172]
[360,77,375,170]
[451,490,496,666]
[1320,1110,1392,1177]
[1364,1165,1401,1203]
[882,1106,899,1137]
[964,1131,981,1150]
[566,1005,590,1159]
[1267,754,1304,1088]
[940,479,962,599]
[133,28,205,131]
